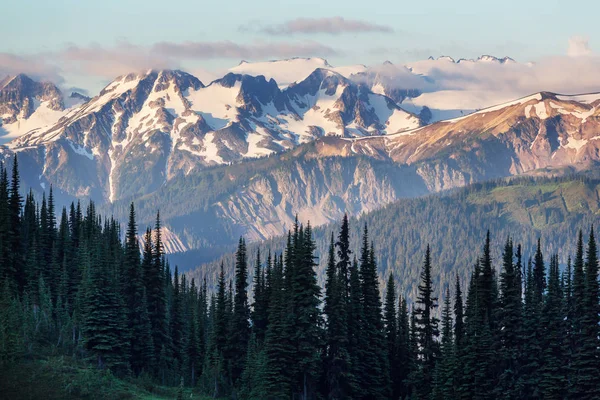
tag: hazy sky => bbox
[1,0,598,92]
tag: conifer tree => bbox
[358,226,390,399]
[434,286,455,400]
[324,232,351,399]
[395,294,411,400]
[146,212,168,366]
[252,249,268,343]
[519,258,542,399]
[453,275,464,351]
[291,223,322,400]
[571,227,600,399]
[498,237,522,398]
[8,155,23,294]
[540,254,567,400]
[383,273,397,396]
[413,245,440,398]
[230,237,251,386]
[264,253,293,398]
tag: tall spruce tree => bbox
[571,227,600,399]
[539,254,567,400]
[230,238,251,386]
[497,237,522,398]
[413,245,439,399]
[433,286,455,400]
[383,273,398,400]
[291,223,322,400]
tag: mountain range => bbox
[0,57,599,267]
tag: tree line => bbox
[1,155,599,399]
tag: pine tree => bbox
[519,258,542,399]
[170,266,185,368]
[291,223,322,400]
[336,214,352,299]
[433,286,455,400]
[146,213,168,368]
[453,275,464,351]
[264,254,293,398]
[413,245,440,398]
[383,273,398,399]
[396,294,411,400]
[7,155,23,294]
[357,225,390,399]
[497,237,522,398]
[123,203,151,375]
[571,227,600,399]
[210,262,229,397]
[324,232,351,399]
[81,216,128,371]
[539,254,567,400]
[230,237,251,386]
[252,249,268,343]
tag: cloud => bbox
[353,50,600,113]
[257,17,393,35]
[568,36,592,57]
[0,53,64,84]
[150,40,337,59]
[59,42,176,79]
[0,39,338,87]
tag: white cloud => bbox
[256,17,394,35]
[567,36,592,57]
[0,53,64,84]
[0,39,338,86]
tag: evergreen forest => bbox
[1,156,600,400]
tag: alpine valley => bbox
[1,56,599,268]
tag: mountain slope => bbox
[187,175,600,302]
[229,57,367,87]
[312,91,600,191]
[6,69,421,202]
[0,74,86,142]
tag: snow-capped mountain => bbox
[311,91,600,190]
[424,55,516,64]
[5,69,421,202]
[0,74,87,142]
[229,57,368,88]
[94,90,600,251]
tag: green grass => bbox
[0,356,214,400]
[466,180,600,228]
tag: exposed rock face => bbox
[0,74,72,141]
[0,74,63,121]
[1,70,600,256]
[329,92,600,190]
[5,69,421,203]
[212,156,427,242]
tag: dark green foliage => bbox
[413,245,440,399]
[570,227,600,399]
[540,255,567,400]
[383,274,397,399]
[324,231,352,399]
[3,166,600,400]
[433,286,455,400]
[290,223,322,399]
[497,237,521,398]
[229,237,251,386]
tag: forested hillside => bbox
[1,153,599,398]
[188,175,600,302]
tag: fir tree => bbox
[324,232,351,399]
[571,227,600,399]
[291,223,322,400]
[230,237,251,385]
[539,254,567,400]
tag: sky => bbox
[1,0,599,93]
